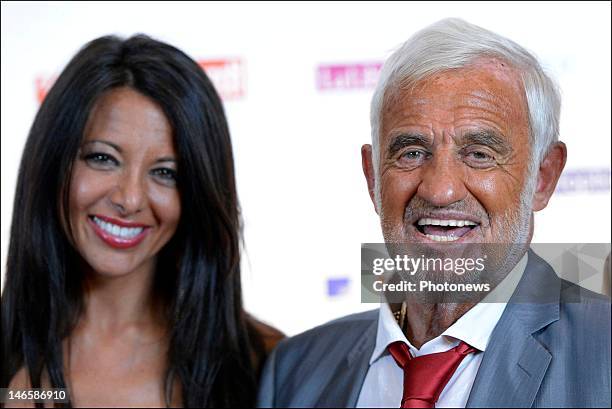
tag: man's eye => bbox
[463,148,497,168]
[401,150,427,160]
[466,151,494,161]
[395,149,430,169]
[83,152,119,167]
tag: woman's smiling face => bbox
[68,87,181,277]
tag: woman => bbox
[1,34,282,407]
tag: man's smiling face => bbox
[373,58,534,245]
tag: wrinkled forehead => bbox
[381,57,530,142]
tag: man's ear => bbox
[361,144,378,213]
[532,142,567,211]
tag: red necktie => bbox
[388,341,477,408]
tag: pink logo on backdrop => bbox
[316,62,382,91]
[198,58,246,100]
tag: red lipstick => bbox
[88,215,150,249]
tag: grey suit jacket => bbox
[258,250,611,407]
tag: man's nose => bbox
[416,149,467,207]
[109,170,146,216]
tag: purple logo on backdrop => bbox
[556,168,610,194]
[316,62,382,91]
[327,277,351,297]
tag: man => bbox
[258,18,611,408]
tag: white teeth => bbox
[417,217,479,242]
[92,216,144,239]
[426,234,460,242]
[417,218,478,227]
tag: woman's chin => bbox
[83,257,153,279]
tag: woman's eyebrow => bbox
[82,139,122,153]
[155,157,177,164]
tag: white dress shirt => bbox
[356,253,528,408]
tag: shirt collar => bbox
[370,252,528,364]
[370,301,409,364]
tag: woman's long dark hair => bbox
[1,35,257,407]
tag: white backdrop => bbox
[1,1,611,335]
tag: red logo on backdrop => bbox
[198,58,246,100]
[316,62,382,91]
[34,58,245,104]
[35,75,57,104]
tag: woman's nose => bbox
[109,171,146,216]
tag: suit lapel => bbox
[466,303,556,407]
[314,317,378,408]
[467,249,560,408]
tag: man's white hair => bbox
[370,18,561,204]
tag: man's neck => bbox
[391,302,475,349]
[389,250,530,349]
